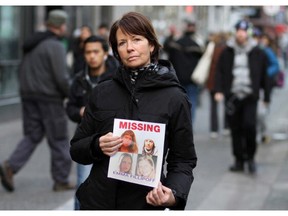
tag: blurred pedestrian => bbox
[214,20,270,174]
[257,32,280,144]
[163,25,178,61]
[97,23,110,41]
[66,35,118,210]
[205,32,230,138]
[164,20,204,124]
[71,25,93,76]
[70,11,197,210]
[0,9,74,192]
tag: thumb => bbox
[106,132,113,136]
[161,184,171,193]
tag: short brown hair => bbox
[109,11,162,63]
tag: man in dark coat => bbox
[66,35,118,210]
[164,21,204,124]
[214,20,270,174]
[0,9,74,192]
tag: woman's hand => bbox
[79,106,85,117]
[146,182,176,207]
[214,92,224,102]
[99,132,122,156]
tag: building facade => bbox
[0,6,113,105]
[0,5,286,106]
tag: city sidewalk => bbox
[0,80,288,210]
[0,105,77,210]
[188,81,288,210]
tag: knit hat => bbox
[235,20,250,31]
[252,27,262,37]
[46,9,68,27]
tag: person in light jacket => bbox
[214,20,270,174]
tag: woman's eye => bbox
[118,42,125,47]
[134,38,141,42]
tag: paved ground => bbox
[0,80,288,211]
[0,103,77,210]
[188,82,288,210]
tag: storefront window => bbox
[0,6,21,100]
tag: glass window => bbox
[0,6,21,60]
[0,6,21,100]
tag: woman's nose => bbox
[126,40,134,51]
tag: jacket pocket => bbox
[46,116,68,140]
[92,111,116,133]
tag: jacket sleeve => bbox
[265,48,280,77]
[261,51,271,103]
[164,91,197,210]
[214,48,226,94]
[48,41,71,98]
[70,90,106,165]
[66,79,82,123]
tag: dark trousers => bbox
[226,96,258,162]
[8,99,72,183]
[209,91,229,132]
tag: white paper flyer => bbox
[108,118,166,188]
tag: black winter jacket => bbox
[19,31,70,102]
[66,56,118,123]
[214,43,270,103]
[165,33,203,85]
[70,59,197,210]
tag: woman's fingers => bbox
[99,132,122,156]
[146,182,176,207]
[146,182,162,206]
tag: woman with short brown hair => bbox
[70,11,197,210]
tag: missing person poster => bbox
[108,118,166,188]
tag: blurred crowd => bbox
[162,17,287,174]
[163,18,287,140]
[64,16,287,137]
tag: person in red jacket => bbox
[205,32,230,138]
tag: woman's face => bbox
[122,134,133,147]
[144,139,154,151]
[120,156,132,173]
[116,28,154,69]
[138,159,153,177]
